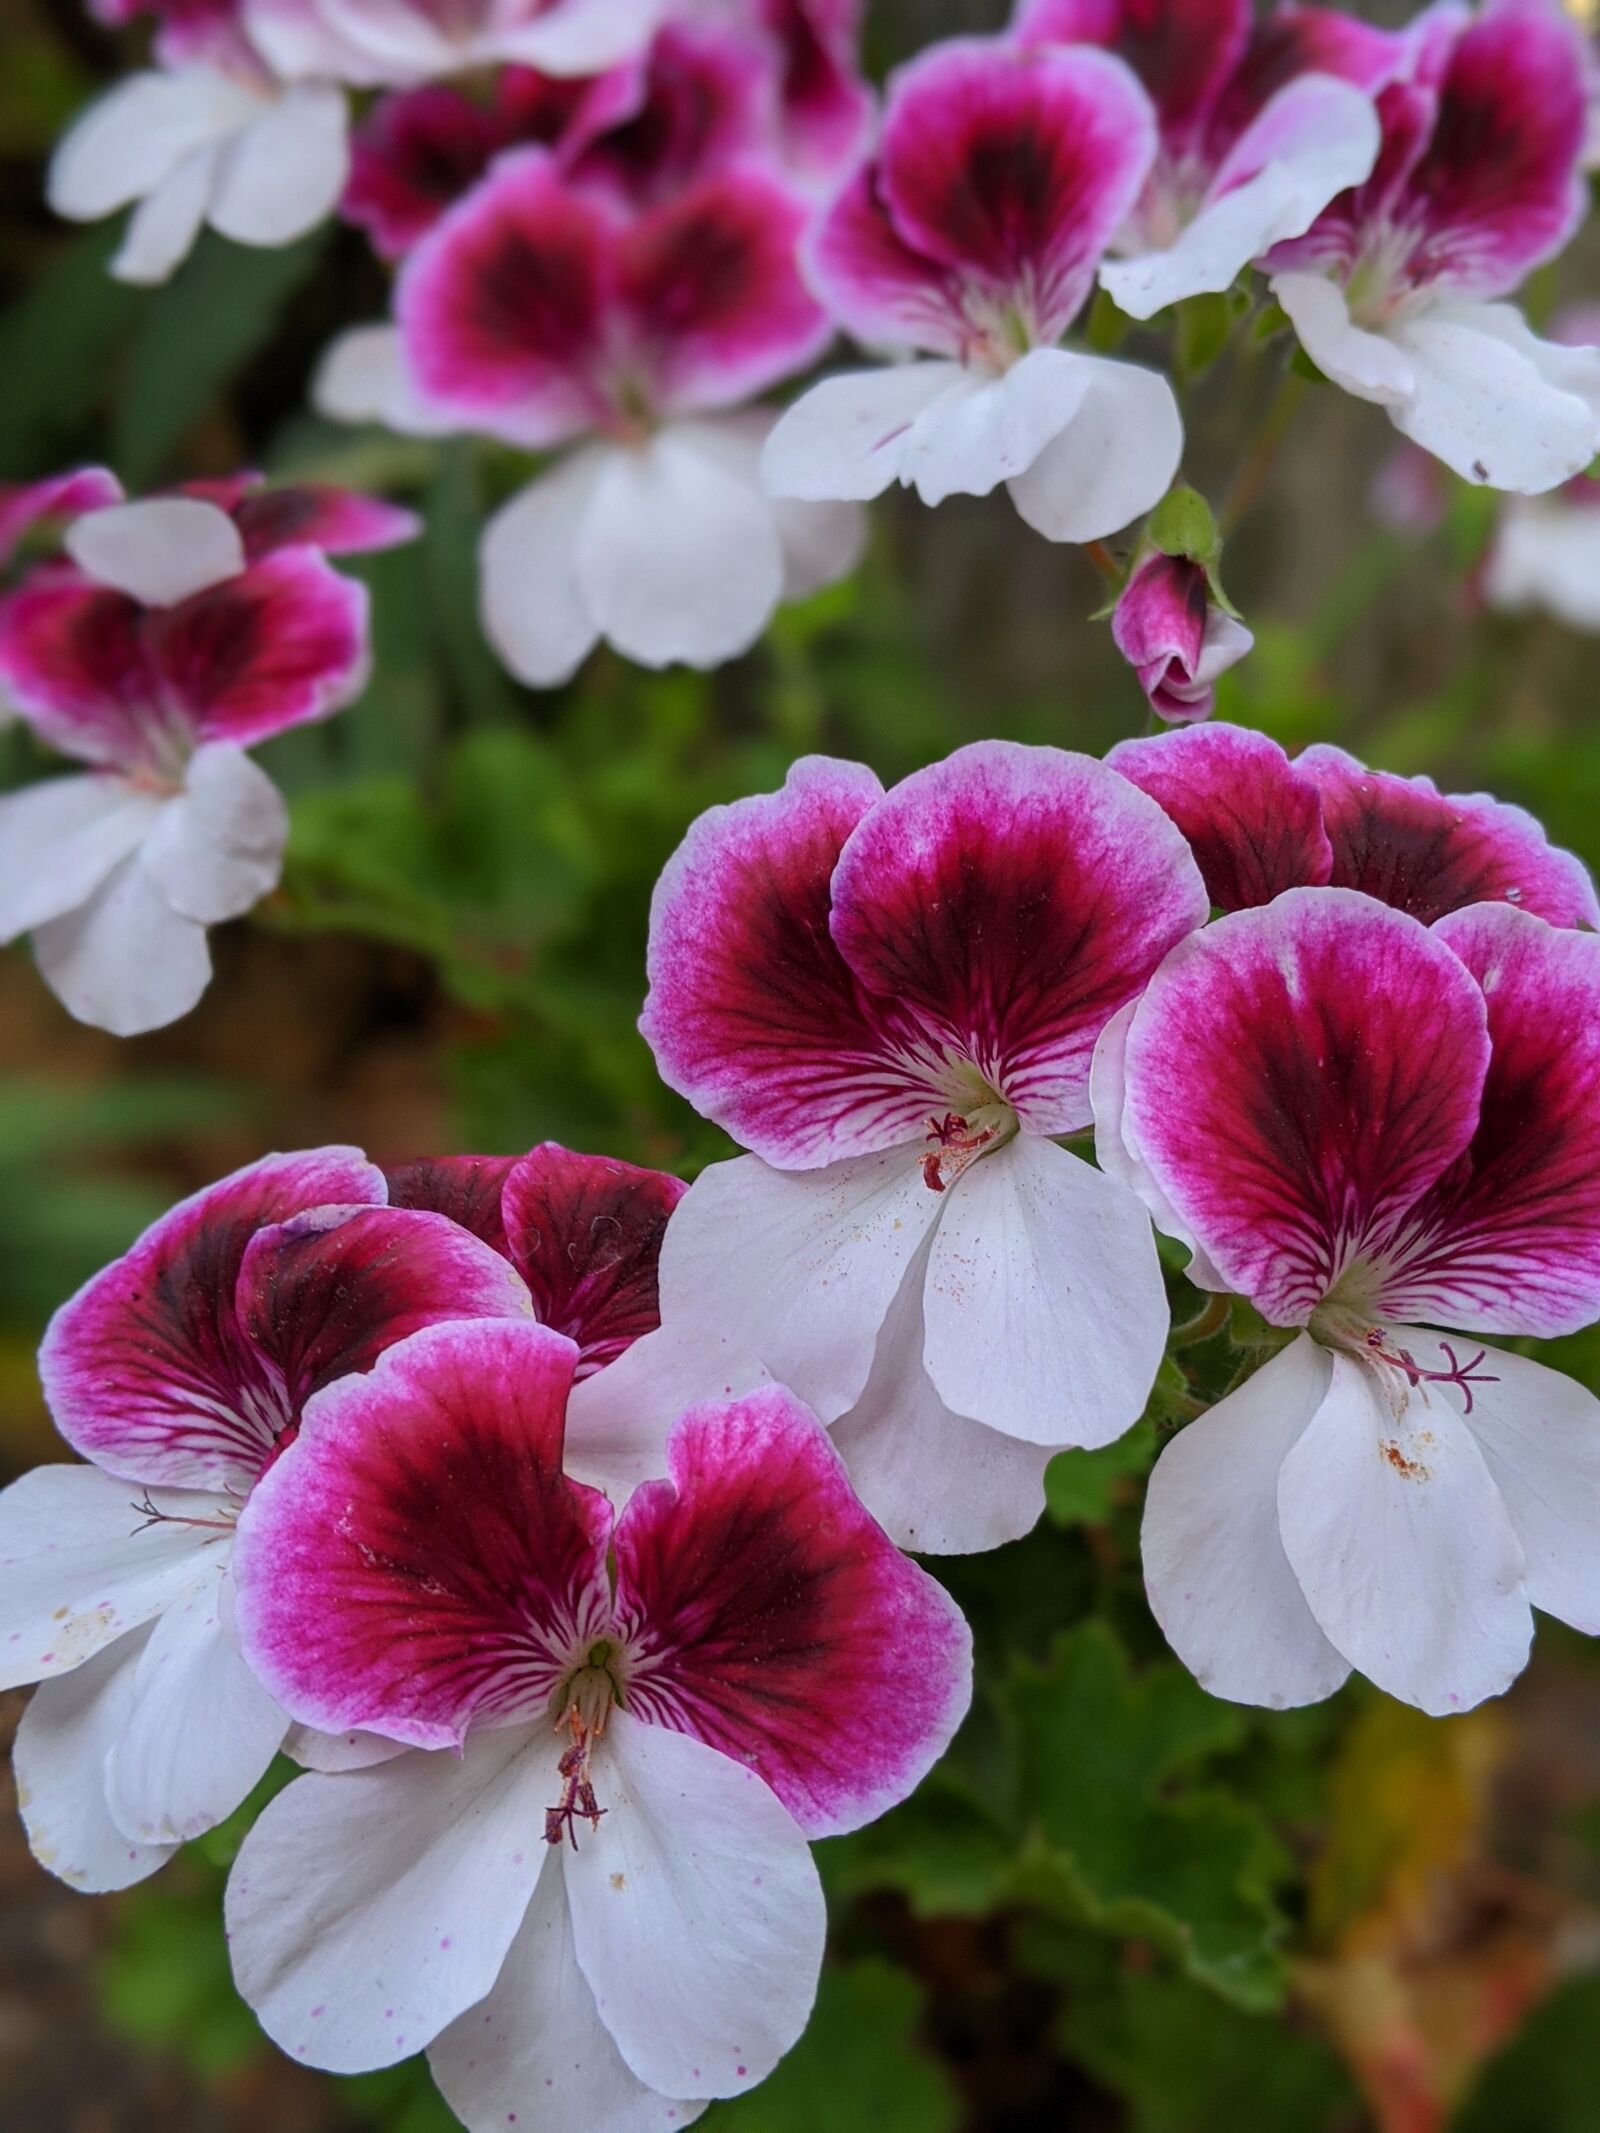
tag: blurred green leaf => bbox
[1456,1978,1600,2133]
[1044,1421,1157,1528]
[0,226,141,475]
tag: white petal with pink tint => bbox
[565,1714,824,2102]
[1005,357,1182,542]
[225,1727,553,2073]
[102,1566,286,1846]
[760,362,973,502]
[14,1632,177,1891]
[431,1864,707,2133]
[564,1323,770,1504]
[1102,76,1379,321]
[479,453,606,688]
[314,324,461,437]
[0,1465,226,1692]
[495,0,664,73]
[208,83,350,248]
[142,745,288,923]
[573,432,785,670]
[1277,1351,1532,1715]
[32,852,212,1037]
[67,498,244,607]
[0,776,159,942]
[1142,1336,1351,1709]
[656,1147,941,1425]
[922,1135,1168,1450]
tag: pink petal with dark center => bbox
[1012,0,1248,151]
[233,1320,609,1749]
[0,567,165,772]
[502,1144,685,1377]
[0,468,122,568]
[228,484,421,559]
[39,1148,387,1491]
[342,86,510,259]
[570,21,771,207]
[829,741,1208,1134]
[383,1154,517,1256]
[759,0,871,178]
[612,1384,971,1836]
[1108,722,1332,911]
[1203,3,1407,163]
[1121,889,1490,1323]
[1375,905,1600,1337]
[1299,744,1600,930]
[807,164,970,358]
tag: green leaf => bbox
[1044,1420,1158,1527]
[1175,291,1245,379]
[712,1961,959,2133]
[1147,485,1220,565]
[1085,285,1133,354]
[1006,1623,1289,2009]
[820,1768,1016,1917]
[0,226,141,475]
[1456,1978,1600,2133]
[112,229,327,486]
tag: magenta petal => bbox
[396,149,613,446]
[150,549,367,749]
[829,742,1208,1134]
[571,22,772,206]
[233,1320,609,1749]
[759,0,871,178]
[641,756,947,1168]
[230,485,421,560]
[1013,0,1248,150]
[1376,906,1600,1337]
[384,1154,518,1257]
[235,1204,534,1421]
[1297,744,1600,930]
[619,165,831,415]
[1121,889,1490,1323]
[39,1148,387,1491]
[1204,4,1408,160]
[0,468,122,568]
[501,1144,685,1378]
[807,164,968,359]
[0,568,165,772]
[1108,724,1332,911]
[876,39,1157,344]
[342,86,509,260]
[612,1384,971,1836]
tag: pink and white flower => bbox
[49,0,349,286]
[1266,3,1600,492]
[692,0,872,182]
[241,0,662,87]
[0,468,123,569]
[639,742,1209,1552]
[0,1148,534,1890]
[1110,551,1252,722]
[318,150,859,680]
[1097,888,1600,1714]
[1108,721,1599,927]
[1015,0,1399,320]
[759,36,1184,543]
[224,1319,970,2130]
[0,488,403,1034]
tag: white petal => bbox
[493,0,664,72]
[1270,271,1413,405]
[760,363,970,503]
[1005,357,1183,542]
[226,1727,552,2073]
[1277,1350,1532,1715]
[111,147,217,284]
[66,498,244,606]
[564,1324,771,1505]
[1142,1335,1351,1708]
[33,852,213,1037]
[14,1631,177,1891]
[1405,1332,1600,1636]
[103,1564,285,1846]
[1089,1001,1227,1291]
[901,349,1090,506]
[0,777,159,942]
[922,1135,1169,1449]
[1389,300,1600,493]
[830,1239,1052,1553]
[673,415,865,600]
[283,1725,409,1772]
[209,83,349,248]
[1194,607,1254,683]
[574,433,784,670]
[0,1464,223,1692]
[46,68,254,219]
[656,1148,941,1425]
[478,455,605,688]
[431,1865,706,2133]
[313,324,461,437]
[565,1714,825,2102]
[141,745,287,924]
[1484,500,1600,631]
[1103,76,1379,320]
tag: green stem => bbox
[1221,369,1307,536]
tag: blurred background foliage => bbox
[3,0,1600,2129]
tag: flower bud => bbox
[1111,551,1253,724]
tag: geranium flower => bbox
[1110,552,1253,722]
[638,742,1208,1553]
[1013,0,1399,320]
[224,1320,971,2130]
[0,1149,535,1890]
[49,0,349,285]
[1096,889,1600,1713]
[0,468,123,569]
[317,151,860,680]
[0,487,407,1033]
[241,0,662,87]
[1483,306,1600,631]
[1108,722,1599,926]
[1265,3,1600,492]
[699,0,872,181]
[759,36,1184,543]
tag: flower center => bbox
[544,1638,625,1849]
[920,1092,1016,1192]
[1310,1303,1499,1419]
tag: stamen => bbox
[921,1111,994,1194]
[545,1703,607,1850]
[129,1490,239,1537]
[1362,1328,1498,1415]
